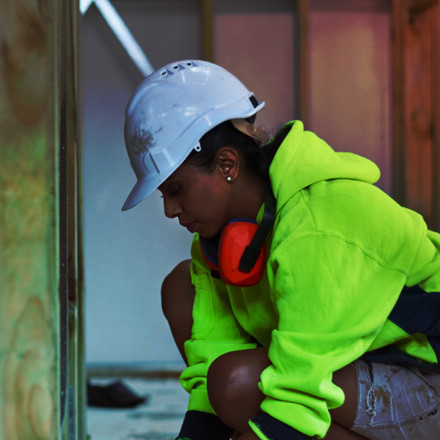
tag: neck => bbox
[232,173,266,220]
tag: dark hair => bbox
[185,119,290,180]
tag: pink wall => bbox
[215,0,392,193]
[215,9,295,135]
[309,0,391,193]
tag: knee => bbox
[161,259,193,321]
[207,349,269,428]
[207,352,250,410]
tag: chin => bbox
[198,231,214,239]
[198,227,221,239]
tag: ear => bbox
[215,147,240,182]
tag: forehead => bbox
[158,162,197,190]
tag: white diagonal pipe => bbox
[80,0,94,14]
[81,0,154,77]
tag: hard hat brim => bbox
[121,175,159,211]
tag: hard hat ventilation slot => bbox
[161,61,197,77]
[160,68,177,77]
[172,63,186,72]
[249,95,259,108]
[161,69,175,77]
[185,61,198,68]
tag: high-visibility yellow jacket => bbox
[179,121,440,439]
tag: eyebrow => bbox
[158,176,177,192]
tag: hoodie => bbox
[178,121,440,440]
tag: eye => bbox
[161,184,181,198]
[169,185,182,197]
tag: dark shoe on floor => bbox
[87,380,148,408]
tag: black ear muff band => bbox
[238,183,276,273]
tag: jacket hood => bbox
[269,121,381,209]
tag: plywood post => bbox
[0,0,84,439]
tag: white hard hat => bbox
[122,60,265,211]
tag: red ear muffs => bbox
[200,220,267,287]
[199,184,276,287]
[218,220,267,286]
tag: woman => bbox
[121,60,440,440]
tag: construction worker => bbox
[122,60,440,440]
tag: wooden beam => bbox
[391,0,407,205]
[408,0,438,13]
[296,0,309,127]
[391,0,439,229]
[404,2,434,222]
[432,1,440,230]
[65,0,86,437]
[201,0,214,61]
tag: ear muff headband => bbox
[238,183,276,273]
[199,183,276,287]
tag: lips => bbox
[181,221,197,233]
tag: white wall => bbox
[82,1,199,365]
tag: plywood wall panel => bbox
[0,0,60,436]
[0,0,81,438]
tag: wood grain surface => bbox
[0,0,62,438]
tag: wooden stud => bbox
[391,0,439,228]
[431,1,440,230]
[408,0,438,12]
[391,0,407,206]
[201,0,214,61]
[296,0,309,127]
[404,1,434,222]
[60,0,86,437]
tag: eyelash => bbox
[160,186,181,198]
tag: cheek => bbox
[190,188,220,216]
[189,177,230,218]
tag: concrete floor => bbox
[87,378,189,440]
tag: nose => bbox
[163,196,182,218]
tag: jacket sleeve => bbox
[253,231,407,439]
[180,235,258,415]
